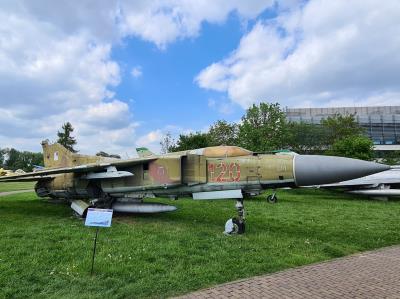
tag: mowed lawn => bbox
[0,181,35,192]
[1,189,400,298]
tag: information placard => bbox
[85,208,113,227]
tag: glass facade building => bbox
[285,106,400,146]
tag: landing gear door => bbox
[182,154,207,185]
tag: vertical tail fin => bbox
[41,140,74,168]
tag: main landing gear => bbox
[224,199,246,235]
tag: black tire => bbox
[267,194,278,204]
[232,218,246,234]
[238,222,245,234]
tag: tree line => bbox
[0,148,44,172]
[161,102,376,161]
[0,122,78,171]
[1,122,121,171]
[1,103,398,171]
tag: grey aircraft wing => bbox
[320,168,400,188]
[318,168,400,198]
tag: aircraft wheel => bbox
[224,218,245,234]
[267,194,278,204]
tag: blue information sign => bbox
[85,208,113,227]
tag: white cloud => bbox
[135,124,199,154]
[3,1,276,48]
[0,0,277,154]
[196,0,400,108]
[136,130,164,148]
[119,0,275,48]
[131,66,143,78]
[0,3,134,154]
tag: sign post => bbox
[91,228,99,275]
[85,208,113,275]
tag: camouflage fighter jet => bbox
[0,140,390,233]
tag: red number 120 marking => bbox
[208,162,240,182]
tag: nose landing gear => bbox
[224,199,246,235]
[267,190,278,203]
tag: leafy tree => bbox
[238,102,288,152]
[328,135,374,160]
[208,120,239,146]
[160,132,175,154]
[286,122,328,154]
[96,151,121,159]
[19,151,44,171]
[5,148,20,170]
[321,113,364,145]
[170,132,211,151]
[3,148,43,172]
[0,148,6,167]
[380,151,400,165]
[57,122,77,152]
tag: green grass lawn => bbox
[0,181,35,192]
[1,189,400,298]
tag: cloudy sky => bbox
[1,0,399,155]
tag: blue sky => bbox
[1,1,399,154]
[112,13,244,133]
[111,9,281,138]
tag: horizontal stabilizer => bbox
[0,176,54,182]
[0,157,156,182]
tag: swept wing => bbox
[0,156,157,182]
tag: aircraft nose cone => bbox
[294,155,390,186]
